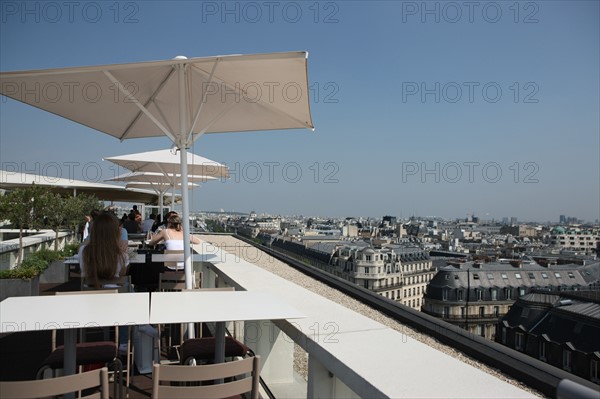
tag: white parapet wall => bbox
[0,229,75,269]
[192,241,536,399]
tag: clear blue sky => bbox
[1,1,598,223]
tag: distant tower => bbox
[559,215,566,224]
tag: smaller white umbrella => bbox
[108,171,216,215]
[104,149,228,179]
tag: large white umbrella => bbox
[0,52,314,299]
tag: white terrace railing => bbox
[191,241,534,399]
[0,229,75,270]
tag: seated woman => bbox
[78,211,129,289]
[148,214,201,270]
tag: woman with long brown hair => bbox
[78,211,129,289]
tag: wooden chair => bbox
[81,275,132,293]
[163,249,184,270]
[177,288,250,366]
[151,356,260,399]
[36,290,129,399]
[156,272,202,362]
[2,367,110,399]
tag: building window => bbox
[501,273,508,279]
[479,307,484,317]
[476,324,484,337]
[458,290,464,301]
[528,272,535,280]
[461,307,466,318]
[501,327,507,344]
[442,289,448,301]
[515,332,524,351]
[591,360,600,384]
[555,272,561,278]
[494,306,500,317]
[365,255,371,261]
[568,272,575,278]
[519,288,526,296]
[473,273,480,280]
[487,273,494,280]
[476,289,482,301]
[491,289,497,300]
[541,272,548,279]
[539,341,546,361]
[563,350,572,372]
[515,273,522,279]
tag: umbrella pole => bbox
[178,61,196,339]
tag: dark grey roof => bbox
[429,261,598,290]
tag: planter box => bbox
[39,260,69,284]
[0,275,39,302]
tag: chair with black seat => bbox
[178,287,250,366]
[1,367,110,399]
[156,271,202,362]
[36,290,127,399]
[152,356,260,399]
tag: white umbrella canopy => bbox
[0,52,313,139]
[0,51,314,302]
[125,182,199,190]
[107,171,216,184]
[104,149,228,178]
[105,152,223,216]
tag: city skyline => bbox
[1,1,598,222]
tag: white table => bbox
[151,253,217,263]
[149,291,304,363]
[65,253,147,265]
[0,293,149,377]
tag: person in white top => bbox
[148,214,200,269]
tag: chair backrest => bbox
[0,367,109,399]
[81,275,131,292]
[158,271,186,291]
[152,356,260,399]
[163,249,184,269]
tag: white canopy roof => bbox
[0,170,158,203]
